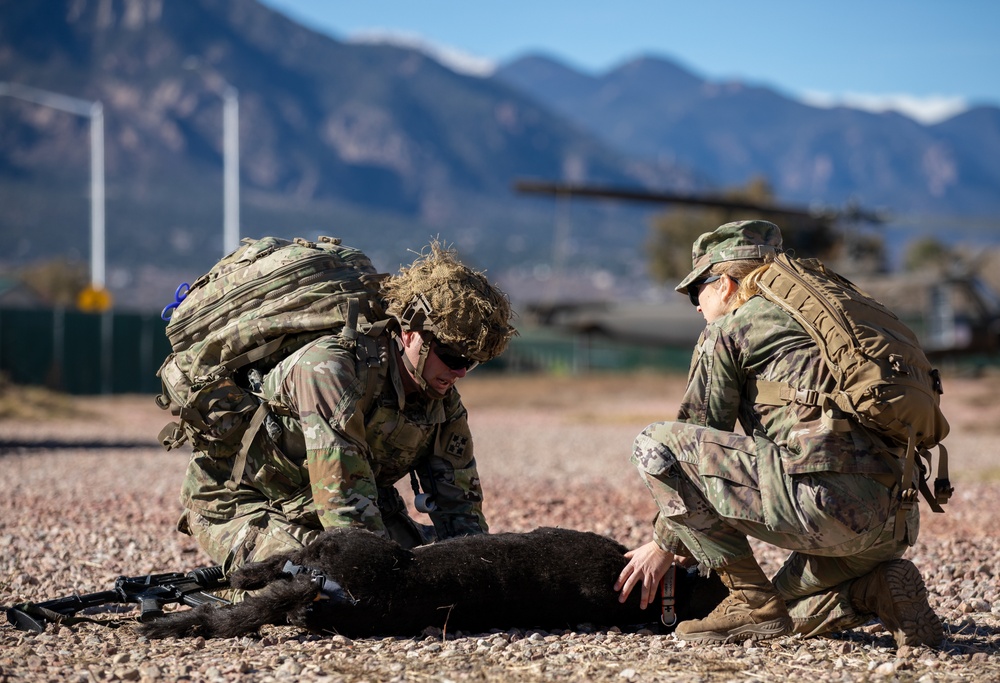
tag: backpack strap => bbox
[932,443,954,505]
[342,298,360,345]
[355,320,393,416]
[750,379,852,431]
[225,402,273,491]
[875,430,948,543]
[221,335,286,372]
[894,428,920,542]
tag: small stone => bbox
[138,664,162,679]
[874,661,897,675]
[834,641,855,654]
[277,660,302,675]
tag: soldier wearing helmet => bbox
[177,241,516,575]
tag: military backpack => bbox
[750,253,952,539]
[155,236,390,476]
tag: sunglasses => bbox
[432,339,479,371]
[687,275,722,306]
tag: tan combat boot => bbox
[849,559,944,648]
[675,555,792,643]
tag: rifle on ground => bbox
[5,566,230,633]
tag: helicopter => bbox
[512,178,1000,364]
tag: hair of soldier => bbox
[382,239,517,359]
[708,253,777,313]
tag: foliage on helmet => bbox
[383,241,517,362]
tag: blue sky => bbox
[259,0,998,124]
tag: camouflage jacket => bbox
[678,295,896,475]
[180,332,487,539]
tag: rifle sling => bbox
[11,602,126,630]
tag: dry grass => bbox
[0,373,89,421]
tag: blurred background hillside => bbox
[2,0,999,391]
[3,0,999,305]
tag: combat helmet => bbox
[382,240,517,391]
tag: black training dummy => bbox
[139,527,727,639]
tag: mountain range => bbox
[494,54,1000,216]
[1,0,997,311]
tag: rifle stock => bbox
[5,566,230,633]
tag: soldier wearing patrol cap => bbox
[615,220,943,648]
[177,241,517,576]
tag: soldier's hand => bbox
[614,542,675,610]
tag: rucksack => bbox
[155,236,390,477]
[750,253,952,540]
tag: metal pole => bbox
[222,85,240,255]
[0,82,105,292]
[52,307,65,391]
[90,101,106,288]
[101,309,113,394]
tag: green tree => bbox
[903,237,951,272]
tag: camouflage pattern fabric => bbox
[675,220,782,294]
[633,295,918,637]
[178,332,486,574]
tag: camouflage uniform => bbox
[635,223,919,638]
[178,331,486,574]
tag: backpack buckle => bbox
[794,388,819,405]
[781,386,819,405]
[934,477,954,505]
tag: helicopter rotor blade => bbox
[513,179,889,224]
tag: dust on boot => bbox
[849,559,944,648]
[676,554,792,644]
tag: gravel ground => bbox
[1,371,998,682]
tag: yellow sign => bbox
[77,286,113,312]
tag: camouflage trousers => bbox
[632,421,919,638]
[178,486,436,578]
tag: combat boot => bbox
[675,555,792,643]
[848,559,944,648]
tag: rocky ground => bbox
[0,371,998,682]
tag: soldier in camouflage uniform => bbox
[615,221,943,647]
[177,242,517,575]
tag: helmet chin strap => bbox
[398,334,445,398]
